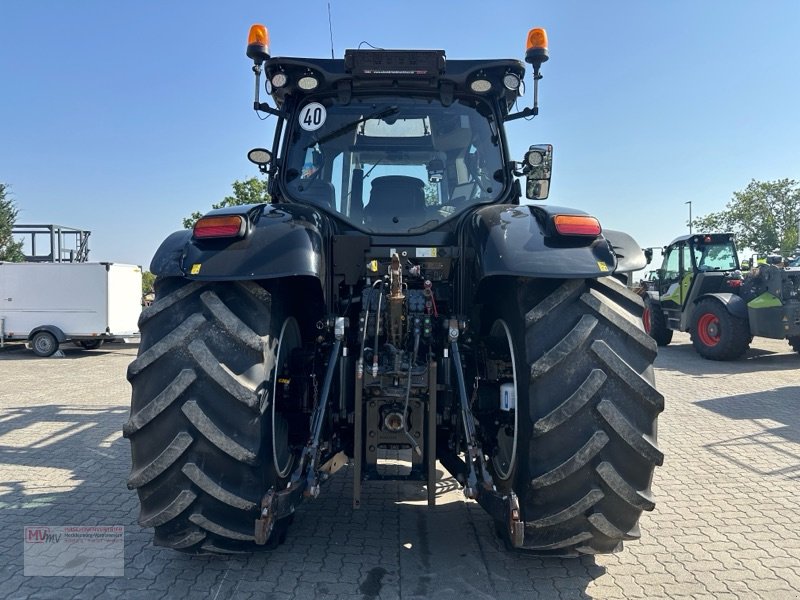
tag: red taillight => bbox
[553,215,602,236]
[193,215,245,239]
[727,279,743,288]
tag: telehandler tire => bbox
[125,278,295,554]
[642,298,673,346]
[690,298,750,361]
[486,277,663,556]
[789,336,800,354]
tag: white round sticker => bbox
[298,102,327,131]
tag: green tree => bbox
[142,270,156,296]
[183,177,271,229]
[423,183,439,207]
[0,183,25,262]
[692,179,800,257]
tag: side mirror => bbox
[247,148,273,174]
[427,159,445,183]
[524,144,553,200]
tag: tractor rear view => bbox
[125,24,662,556]
[643,233,800,359]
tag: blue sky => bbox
[2,1,798,267]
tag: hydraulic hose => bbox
[402,327,422,455]
[357,280,382,380]
[372,279,384,377]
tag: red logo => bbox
[26,527,50,543]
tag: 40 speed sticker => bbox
[299,102,326,131]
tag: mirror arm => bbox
[252,64,284,117]
[504,106,536,122]
[255,102,283,117]
[510,161,528,177]
[504,66,543,122]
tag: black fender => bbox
[695,292,748,319]
[29,325,66,343]
[467,205,617,295]
[605,229,648,275]
[149,204,327,287]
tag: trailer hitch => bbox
[255,318,346,544]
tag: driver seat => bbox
[364,176,426,226]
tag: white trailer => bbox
[0,262,142,356]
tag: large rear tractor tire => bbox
[125,278,297,554]
[643,298,673,346]
[485,277,663,556]
[690,298,750,360]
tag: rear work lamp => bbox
[193,215,246,239]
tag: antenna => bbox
[327,1,335,59]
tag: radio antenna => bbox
[327,1,335,59]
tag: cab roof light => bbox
[298,75,320,90]
[193,215,246,239]
[503,73,521,91]
[270,71,288,88]
[247,24,271,64]
[553,214,601,236]
[470,78,492,93]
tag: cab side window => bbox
[662,246,681,279]
[681,245,693,273]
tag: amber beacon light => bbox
[247,24,271,64]
[525,27,549,66]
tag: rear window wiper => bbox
[306,106,399,148]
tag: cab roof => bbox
[265,52,527,112]
[667,232,735,247]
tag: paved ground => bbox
[0,333,799,599]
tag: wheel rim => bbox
[642,307,652,334]
[272,317,301,478]
[488,319,518,481]
[697,313,720,347]
[34,333,55,355]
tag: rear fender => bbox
[690,293,748,327]
[604,229,648,275]
[29,325,66,343]
[149,204,327,288]
[468,205,617,297]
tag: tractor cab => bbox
[242,29,557,236]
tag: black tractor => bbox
[125,24,662,556]
[643,232,800,359]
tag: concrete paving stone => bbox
[2,333,800,598]
[692,571,734,594]
[746,577,794,593]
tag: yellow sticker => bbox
[368,260,379,272]
[597,261,609,272]
[190,263,202,275]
